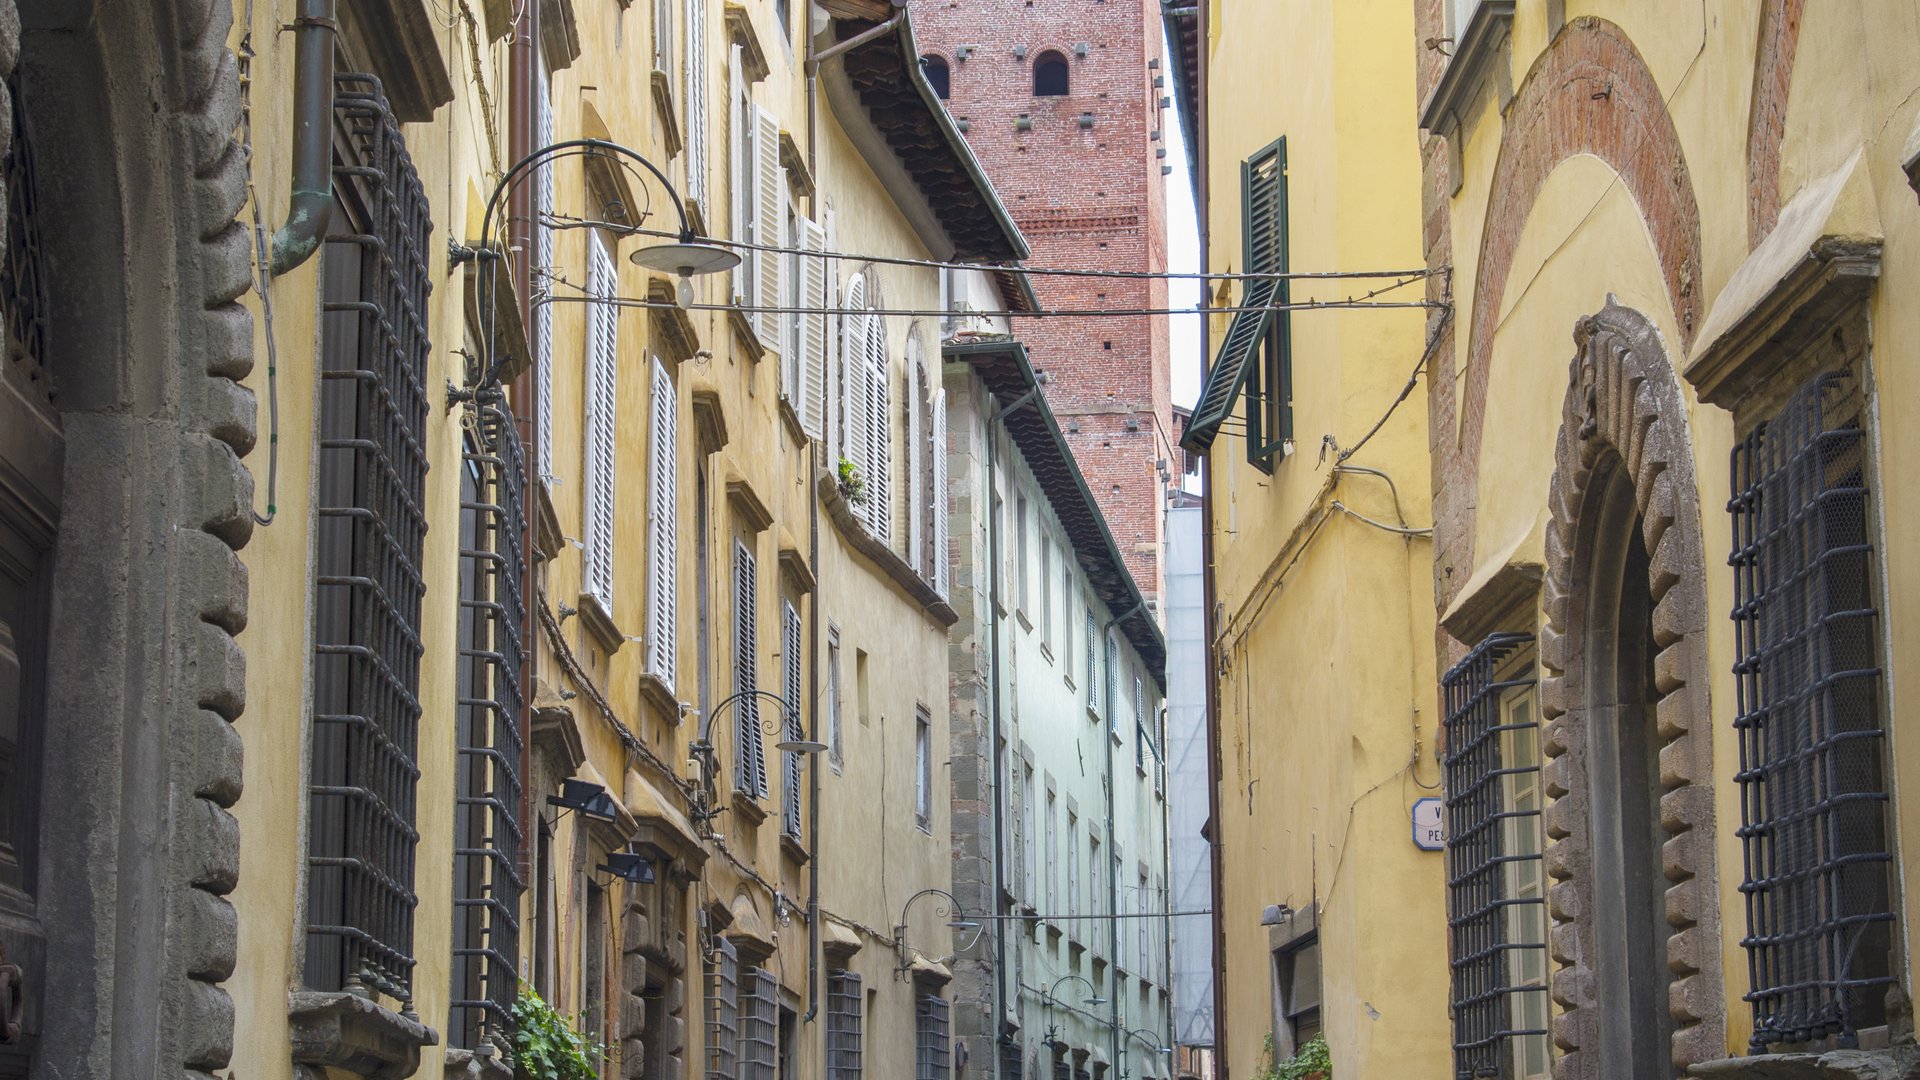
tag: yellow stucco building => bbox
[1174,1,1920,1078]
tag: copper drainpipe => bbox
[268,0,336,276]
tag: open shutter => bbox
[684,0,708,212]
[583,232,619,610]
[801,219,828,440]
[533,62,555,485]
[647,357,678,689]
[906,357,924,568]
[782,601,803,839]
[840,276,867,466]
[865,315,891,541]
[754,106,784,354]
[729,45,749,304]
[932,386,949,597]
[1184,137,1287,453]
[734,541,766,797]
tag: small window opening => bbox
[921,55,951,100]
[1033,51,1069,96]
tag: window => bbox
[1033,50,1069,96]
[307,79,431,1000]
[646,356,678,689]
[740,966,779,1080]
[860,312,893,540]
[533,53,556,485]
[930,383,950,598]
[450,409,528,1052]
[705,939,740,1080]
[1015,493,1030,613]
[827,627,843,770]
[1138,869,1150,978]
[697,456,714,719]
[583,882,609,1069]
[1134,675,1145,768]
[1105,637,1118,735]
[915,705,933,832]
[1022,764,1037,905]
[1731,368,1894,1048]
[1039,537,1053,646]
[1085,609,1097,710]
[838,274,868,467]
[1273,935,1322,1051]
[1044,789,1058,910]
[1066,812,1079,917]
[792,216,828,439]
[921,54,951,99]
[1088,836,1101,926]
[1441,632,1547,1079]
[582,230,619,610]
[735,541,768,798]
[653,0,673,77]
[826,969,864,1079]
[916,994,952,1080]
[1449,0,1487,36]
[782,601,805,840]
[684,0,709,210]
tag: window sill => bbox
[915,817,932,836]
[445,1047,513,1080]
[1064,673,1076,692]
[1691,1047,1916,1079]
[289,990,439,1080]
[649,70,684,157]
[1039,642,1055,665]
[728,304,767,363]
[1044,921,1063,945]
[1086,706,1101,726]
[637,671,680,722]
[1014,608,1033,633]
[732,793,769,828]
[1417,0,1515,196]
[577,592,624,654]
[779,830,811,866]
[815,470,957,627]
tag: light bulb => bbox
[676,270,696,310]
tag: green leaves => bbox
[1256,1033,1331,1080]
[512,984,606,1080]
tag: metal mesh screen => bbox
[826,970,864,1079]
[704,940,739,1080]
[1442,631,1546,1078]
[915,994,952,1080]
[449,401,528,1052]
[1730,368,1894,1049]
[739,966,779,1080]
[306,72,433,1004]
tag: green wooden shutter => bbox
[1184,136,1288,454]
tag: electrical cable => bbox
[541,293,1436,320]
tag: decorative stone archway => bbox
[1537,301,1722,1078]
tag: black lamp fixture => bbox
[548,778,619,823]
[1044,973,1108,1010]
[893,887,988,972]
[1124,1027,1172,1055]
[598,850,657,885]
[685,689,827,830]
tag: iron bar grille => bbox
[739,965,779,1080]
[916,994,952,1080]
[705,939,739,1080]
[450,402,528,1051]
[306,72,433,1003]
[1000,1038,1024,1080]
[1441,631,1545,1079]
[3,72,48,399]
[826,970,864,1079]
[1730,368,1894,1049]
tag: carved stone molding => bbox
[1538,301,1722,1077]
[289,990,438,1080]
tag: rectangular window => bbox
[1731,368,1894,1047]
[931,384,950,598]
[1276,934,1322,1049]
[1241,137,1291,471]
[1015,493,1030,613]
[915,994,952,1080]
[826,969,864,1079]
[782,601,805,840]
[1105,637,1118,735]
[734,541,768,798]
[1088,836,1101,925]
[684,0,708,212]
[862,317,893,540]
[1085,609,1097,711]
[1441,632,1547,1079]
[705,939,740,1080]
[739,966,779,1080]
[751,103,783,354]
[1066,812,1079,919]
[798,217,829,439]
[450,409,528,1051]
[647,356,678,689]
[583,882,609,1071]
[307,78,431,1000]
[533,55,556,485]
[915,705,933,833]
[652,0,673,77]
[1044,790,1057,911]
[582,230,619,610]
[1039,537,1053,647]
[827,627,843,771]
[1134,674,1145,768]
[1023,764,1037,906]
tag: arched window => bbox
[921,55,951,100]
[1033,51,1069,96]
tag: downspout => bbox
[802,444,823,1024]
[986,384,1039,1076]
[268,0,337,276]
[1103,599,1145,1078]
[510,0,538,891]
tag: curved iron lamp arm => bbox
[1124,1027,1170,1054]
[893,888,988,971]
[686,688,807,831]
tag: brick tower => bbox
[913,0,1174,606]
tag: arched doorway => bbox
[1539,302,1722,1078]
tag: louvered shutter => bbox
[864,314,891,541]
[1085,610,1098,711]
[753,106,784,354]
[840,276,867,466]
[906,357,924,569]
[1106,637,1118,734]
[729,45,748,304]
[533,64,555,485]
[932,386,949,597]
[647,357,678,689]
[685,0,708,212]
[801,219,828,440]
[583,232,619,610]
[734,541,767,797]
[782,601,804,839]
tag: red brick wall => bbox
[911,0,1174,603]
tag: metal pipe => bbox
[1101,598,1144,1077]
[986,393,1014,1075]
[802,439,823,1026]
[805,10,904,70]
[268,0,336,276]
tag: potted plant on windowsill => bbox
[512,984,605,1080]
[836,456,868,506]
[1257,1033,1330,1080]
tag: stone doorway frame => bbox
[1538,301,1723,1077]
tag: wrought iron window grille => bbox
[740,966,779,1080]
[450,400,528,1052]
[305,72,433,1009]
[826,969,864,1080]
[916,993,953,1080]
[705,938,740,1080]
[1442,631,1548,1079]
[1730,368,1895,1050]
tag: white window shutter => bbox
[840,277,868,469]
[753,106,783,353]
[734,542,766,797]
[729,45,748,304]
[864,314,892,542]
[906,357,923,568]
[583,232,619,611]
[533,64,555,486]
[646,357,678,690]
[932,386,949,598]
[781,601,803,838]
[800,218,828,440]
[685,0,707,212]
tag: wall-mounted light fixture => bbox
[548,778,619,823]
[598,850,657,884]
